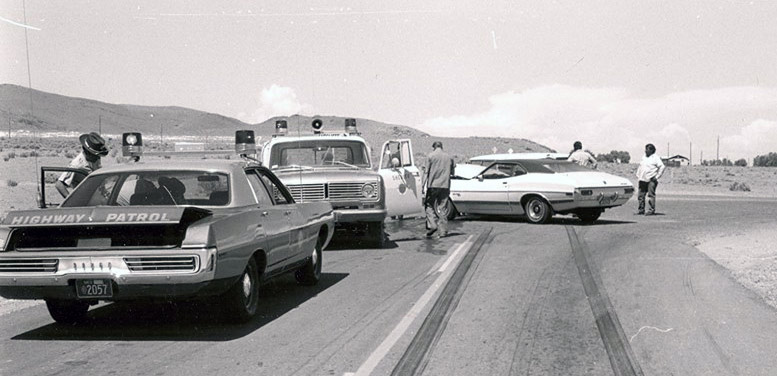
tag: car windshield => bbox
[269,140,370,168]
[62,171,230,207]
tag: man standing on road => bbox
[636,143,666,215]
[422,141,456,239]
[568,141,598,168]
[56,132,109,198]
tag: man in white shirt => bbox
[568,141,598,169]
[635,143,666,215]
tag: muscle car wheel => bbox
[295,242,322,286]
[45,299,89,324]
[525,197,552,224]
[441,198,458,221]
[222,257,260,322]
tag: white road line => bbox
[347,236,475,376]
[438,235,473,273]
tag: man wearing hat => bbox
[55,132,109,198]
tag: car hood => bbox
[273,168,381,185]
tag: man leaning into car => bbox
[422,141,455,239]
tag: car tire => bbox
[221,257,260,323]
[367,221,385,248]
[577,209,602,223]
[440,198,458,221]
[45,299,89,324]
[524,197,552,224]
[295,239,322,286]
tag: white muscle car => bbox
[444,155,634,224]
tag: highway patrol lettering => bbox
[105,212,170,222]
[11,214,86,225]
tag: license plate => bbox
[76,279,113,298]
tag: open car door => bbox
[38,166,89,208]
[377,139,424,217]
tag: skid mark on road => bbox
[341,234,477,376]
[566,226,645,376]
[508,261,562,374]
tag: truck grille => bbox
[286,183,326,201]
[285,182,379,202]
[330,182,373,201]
[0,259,58,273]
[123,256,198,272]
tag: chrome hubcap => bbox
[241,272,252,298]
[311,248,318,266]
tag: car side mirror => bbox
[477,175,484,182]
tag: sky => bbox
[2,0,777,162]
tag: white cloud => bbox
[418,85,777,162]
[242,84,313,123]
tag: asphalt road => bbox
[2,194,777,376]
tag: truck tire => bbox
[368,221,385,249]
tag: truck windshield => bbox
[270,140,370,168]
[62,171,230,207]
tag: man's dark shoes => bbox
[635,211,645,215]
[644,212,655,216]
[426,228,438,238]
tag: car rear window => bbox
[62,171,230,207]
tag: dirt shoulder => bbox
[691,223,777,309]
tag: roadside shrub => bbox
[19,152,29,158]
[6,152,15,159]
[753,152,777,167]
[734,158,747,167]
[64,151,76,159]
[729,182,751,192]
[6,180,18,187]
[596,150,631,163]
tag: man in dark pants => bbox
[635,143,666,215]
[422,141,456,238]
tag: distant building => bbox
[661,155,690,167]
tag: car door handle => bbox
[284,210,292,216]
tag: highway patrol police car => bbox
[0,131,334,324]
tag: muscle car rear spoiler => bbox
[2,206,212,228]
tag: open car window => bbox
[61,171,230,207]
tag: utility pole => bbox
[667,142,670,157]
[716,135,720,161]
[98,115,102,134]
[700,150,703,165]
[8,118,11,138]
[689,142,692,167]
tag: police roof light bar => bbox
[122,132,143,159]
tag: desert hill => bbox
[0,84,552,160]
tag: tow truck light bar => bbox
[345,118,358,135]
[275,120,288,136]
[312,118,323,134]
